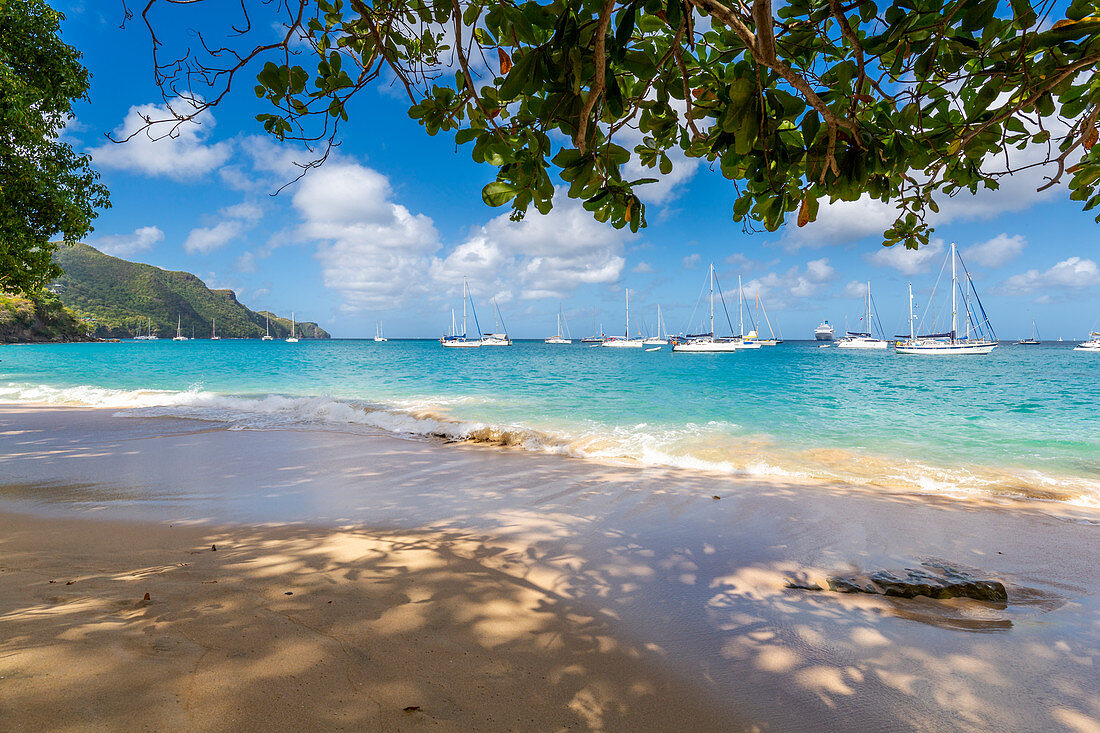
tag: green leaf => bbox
[482,180,518,207]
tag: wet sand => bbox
[3,405,1100,731]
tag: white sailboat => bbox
[286,312,299,343]
[1074,326,1100,351]
[481,300,513,346]
[837,282,888,350]
[442,278,482,347]
[601,289,644,347]
[374,322,388,342]
[733,275,761,349]
[545,306,572,344]
[172,315,187,341]
[262,315,274,341]
[642,304,668,346]
[210,318,221,341]
[895,243,998,355]
[580,307,606,343]
[673,264,750,352]
[745,294,781,345]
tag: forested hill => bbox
[52,243,330,340]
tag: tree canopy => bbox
[0,0,110,294]
[132,0,1099,248]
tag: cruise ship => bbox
[814,320,835,341]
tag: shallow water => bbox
[2,338,1097,505]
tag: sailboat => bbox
[642,305,668,346]
[262,315,274,340]
[580,307,606,343]
[545,306,572,344]
[601,289,644,347]
[673,264,752,352]
[442,277,482,347]
[895,243,998,355]
[733,275,761,349]
[286,312,299,343]
[837,282,888,349]
[210,318,221,341]
[480,300,513,346]
[1074,332,1100,351]
[746,294,781,345]
[1016,319,1041,345]
[172,315,187,341]
[374,322,388,342]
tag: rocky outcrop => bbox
[788,562,1008,603]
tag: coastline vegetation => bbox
[0,290,89,343]
[51,243,329,340]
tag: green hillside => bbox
[51,243,330,340]
[0,290,91,343]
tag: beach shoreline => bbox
[3,404,1100,731]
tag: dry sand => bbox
[3,405,1100,732]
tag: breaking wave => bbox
[3,381,1099,509]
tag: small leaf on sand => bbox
[66,581,74,585]
[712,495,721,500]
[285,591,293,595]
[143,593,151,601]
[403,706,421,713]
[211,544,217,551]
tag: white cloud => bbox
[632,261,655,274]
[963,233,1026,269]
[91,226,164,257]
[843,280,869,299]
[184,221,244,254]
[430,194,628,302]
[682,253,701,269]
[741,258,839,308]
[299,161,441,311]
[90,100,232,179]
[220,201,264,222]
[805,258,834,283]
[997,257,1100,296]
[780,194,901,249]
[869,239,946,275]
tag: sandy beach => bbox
[3,404,1100,731]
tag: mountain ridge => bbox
[51,243,329,340]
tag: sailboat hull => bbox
[895,341,997,355]
[642,338,668,346]
[441,338,480,348]
[601,339,644,348]
[837,338,888,350]
[544,337,571,344]
[673,340,740,353]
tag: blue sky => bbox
[55,2,1100,339]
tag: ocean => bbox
[2,338,1098,507]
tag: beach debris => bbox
[285,591,293,595]
[65,581,74,585]
[712,495,721,500]
[403,706,421,713]
[211,544,217,551]
[143,593,151,601]
[788,563,1007,603]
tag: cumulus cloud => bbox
[869,239,946,275]
[430,193,628,303]
[780,194,901,250]
[963,233,1026,269]
[682,253,701,269]
[295,161,441,311]
[997,257,1100,296]
[740,257,839,308]
[184,221,245,254]
[843,280,869,299]
[91,226,164,257]
[90,100,232,179]
[633,261,655,274]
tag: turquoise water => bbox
[2,339,1098,505]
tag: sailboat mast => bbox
[657,304,663,338]
[739,275,746,337]
[463,279,468,336]
[451,308,456,336]
[866,281,872,336]
[625,288,630,338]
[951,242,958,343]
[708,264,714,337]
[909,283,915,341]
